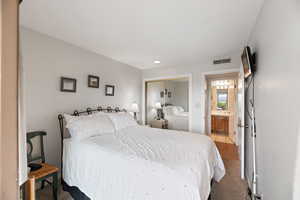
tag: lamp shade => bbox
[131,103,139,112]
[155,102,162,109]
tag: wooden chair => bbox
[26,131,58,200]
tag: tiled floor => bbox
[210,133,235,144]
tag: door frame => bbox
[201,68,240,134]
[142,74,192,131]
[205,76,239,143]
[202,68,246,180]
[237,65,246,180]
[1,0,20,199]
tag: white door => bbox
[237,64,245,179]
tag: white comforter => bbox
[63,126,225,200]
[165,112,189,131]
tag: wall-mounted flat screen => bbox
[241,46,254,79]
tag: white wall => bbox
[246,0,300,199]
[18,52,27,185]
[21,28,142,169]
[143,57,240,133]
[170,81,189,111]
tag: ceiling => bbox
[20,0,263,69]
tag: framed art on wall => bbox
[88,75,100,88]
[160,91,164,98]
[105,85,115,96]
[60,77,77,92]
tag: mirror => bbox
[145,78,189,131]
[217,89,228,110]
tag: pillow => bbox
[64,114,115,140]
[163,106,177,115]
[176,106,185,113]
[107,112,138,130]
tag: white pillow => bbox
[163,106,177,115]
[64,114,115,140]
[176,106,184,113]
[107,112,138,130]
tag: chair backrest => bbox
[27,131,47,163]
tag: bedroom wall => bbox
[170,81,189,111]
[142,57,240,133]
[246,0,300,199]
[21,28,142,169]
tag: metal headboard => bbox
[57,106,126,183]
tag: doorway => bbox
[204,71,246,177]
[206,71,248,200]
[209,78,238,144]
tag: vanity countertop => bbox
[211,111,231,117]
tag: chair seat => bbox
[29,163,58,180]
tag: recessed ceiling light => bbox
[154,60,161,64]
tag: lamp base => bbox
[157,108,164,120]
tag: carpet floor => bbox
[37,142,248,200]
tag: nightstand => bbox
[150,119,168,129]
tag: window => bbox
[217,89,228,110]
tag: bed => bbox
[163,106,189,131]
[58,107,225,200]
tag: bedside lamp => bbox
[131,102,139,120]
[155,102,162,109]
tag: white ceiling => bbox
[20,0,263,69]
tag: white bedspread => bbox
[63,126,225,200]
[165,113,189,131]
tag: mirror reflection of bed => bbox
[145,77,189,131]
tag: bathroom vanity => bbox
[211,112,229,135]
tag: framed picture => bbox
[60,77,76,92]
[160,91,164,98]
[88,75,100,88]
[105,85,115,96]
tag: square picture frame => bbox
[60,77,77,92]
[105,85,115,96]
[88,75,100,88]
[160,91,164,98]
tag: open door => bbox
[237,64,245,179]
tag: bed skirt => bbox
[62,179,90,200]
[62,179,213,200]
